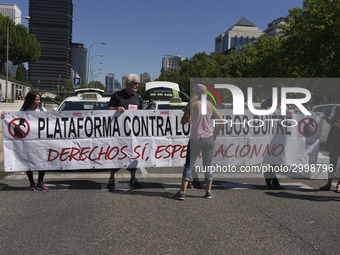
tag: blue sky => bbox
[9,0,302,84]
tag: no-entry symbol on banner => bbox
[298,117,317,137]
[8,118,30,139]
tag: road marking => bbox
[280,183,314,190]
[139,167,148,176]
[47,184,70,191]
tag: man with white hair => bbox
[107,73,143,189]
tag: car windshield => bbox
[58,101,109,111]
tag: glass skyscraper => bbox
[28,0,73,91]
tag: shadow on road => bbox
[265,191,340,202]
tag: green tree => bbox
[15,63,25,81]
[281,0,340,77]
[0,14,40,74]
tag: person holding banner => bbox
[107,73,143,189]
[172,83,222,200]
[319,106,340,193]
[1,91,49,191]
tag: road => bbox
[1,102,339,254]
[0,167,339,255]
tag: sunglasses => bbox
[130,81,139,85]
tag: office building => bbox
[0,4,21,24]
[215,17,263,54]
[140,72,150,83]
[105,73,115,93]
[28,0,73,91]
[161,55,183,73]
[71,43,87,85]
[263,17,289,38]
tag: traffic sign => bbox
[73,78,81,85]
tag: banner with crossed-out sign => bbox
[1,110,322,172]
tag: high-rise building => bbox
[28,0,73,91]
[161,55,183,73]
[71,43,87,85]
[215,17,263,54]
[105,73,115,93]
[0,4,22,24]
[114,79,121,92]
[140,72,150,83]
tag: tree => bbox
[0,14,40,74]
[281,0,340,77]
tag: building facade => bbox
[215,17,263,54]
[161,55,183,73]
[263,17,290,38]
[28,0,73,91]
[105,73,115,93]
[140,72,150,83]
[0,4,22,24]
[71,43,87,85]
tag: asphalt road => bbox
[0,169,339,255]
[1,103,339,254]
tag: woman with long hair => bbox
[20,91,49,191]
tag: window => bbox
[231,37,236,48]
[242,37,247,46]
[236,37,242,47]
[223,36,229,51]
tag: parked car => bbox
[145,97,188,110]
[57,88,110,111]
[311,104,340,143]
[41,97,60,111]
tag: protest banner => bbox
[2,110,322,172]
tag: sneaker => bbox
[29,182,36,191]
[172,191,185,200]
[130,178,141,189]
[36,182,49,191]
[107,177,115,189]
[204,192,213,199]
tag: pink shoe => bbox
[36,182,49,191]
[29,182,36,191]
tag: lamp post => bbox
[86,42,105,87]
[5,16,30,102]
[89,54,103,84]
[58,75,61,96]
[90,62,103,84]
[93,72,102,88]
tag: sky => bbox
[7,0,302,84]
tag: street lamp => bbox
[86,42,105,87]
[89,54,103,83]
[58,75,62,96]
[5,16,30,102]
[90,62,103,84]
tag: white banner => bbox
[2,110,322,172]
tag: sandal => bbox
[319,184,331,191]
